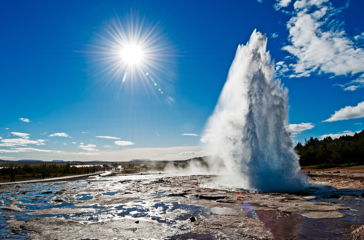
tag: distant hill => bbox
[18,160,44,163]
[130,159,151,162]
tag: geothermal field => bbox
[1,31,364,239]
[1,168,364,239]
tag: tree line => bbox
[295,130,364,167]
[0,163,98,182]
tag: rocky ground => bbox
[1,172,364,239]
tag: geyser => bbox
[203,30,309,192]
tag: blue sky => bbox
[1,0,364,161]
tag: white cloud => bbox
[5,128,9,130]
[274,0,292,10]
[49,132,71,138]
[0,147,62,153]
[288,122,314,135]
[96,136,121,140]
[63,143,67,146]
[0,146,203,161]
[0,138,45,147]
[320,130,361,140]
[103,145,113,148]
[271,32,279,38]
[182,133,198,137]
[277,0,364,82]
[0,137,2,139]
[81,132,88,134]
[72,142,77,144]
[334,74,364,91]
[78,143,98,152]
[115,141,135,146]
[11,132,30,138]
[19,118,30,123]
[324,101,364,122]
[200,131,214,143]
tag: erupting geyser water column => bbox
[203,30,309,192]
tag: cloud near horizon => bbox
[324,101,364,122]
[320,130,361,140]
[78,143,98,152]
[11,132,30,138]
[49,132,71,138]
[96,136,121,140]
[288,123,315,135]
[115,141,135,146]
[182,133,198,137]
[0,146,203,161]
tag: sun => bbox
[93,15,169,83]
[119,43,144,66]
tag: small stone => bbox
[190,217,196,222]
[303,196,317,201]
[135,220,139,224]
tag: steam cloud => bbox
[203,30,309,192]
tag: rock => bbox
[303,196,317,201]
[301,211,345,219]
[216,199,236,203]
[196,194,226,200]
[350,225,364,240]
[135,220,139,224]
[1,205,23,212]
[339,195,357,201]
[53,197,66,203]
[190,217,196,222]
[42,191,52,194]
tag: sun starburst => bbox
[93,15,167,83]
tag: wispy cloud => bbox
[274,0,291,10]
[78,143,98,152]
[288,123,314,135]
[19,118,30,123]
[271,32,279,38]
[81,132,88,134]
[276,0,364,84]
[324,101,364,122]
[334,74,364,91]
[182,133,198,137]
[49,132,71,138]
[96,136,121,140]
[0,147,62,153]
[320,130,361,140]
[115,141,135,146]
[11,132,30,138]
[0,138,45,147]
[200,130,214,143]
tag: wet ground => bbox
[1,172,364,239]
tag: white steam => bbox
[203,30,309,192]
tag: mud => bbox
[1,172,364,239]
